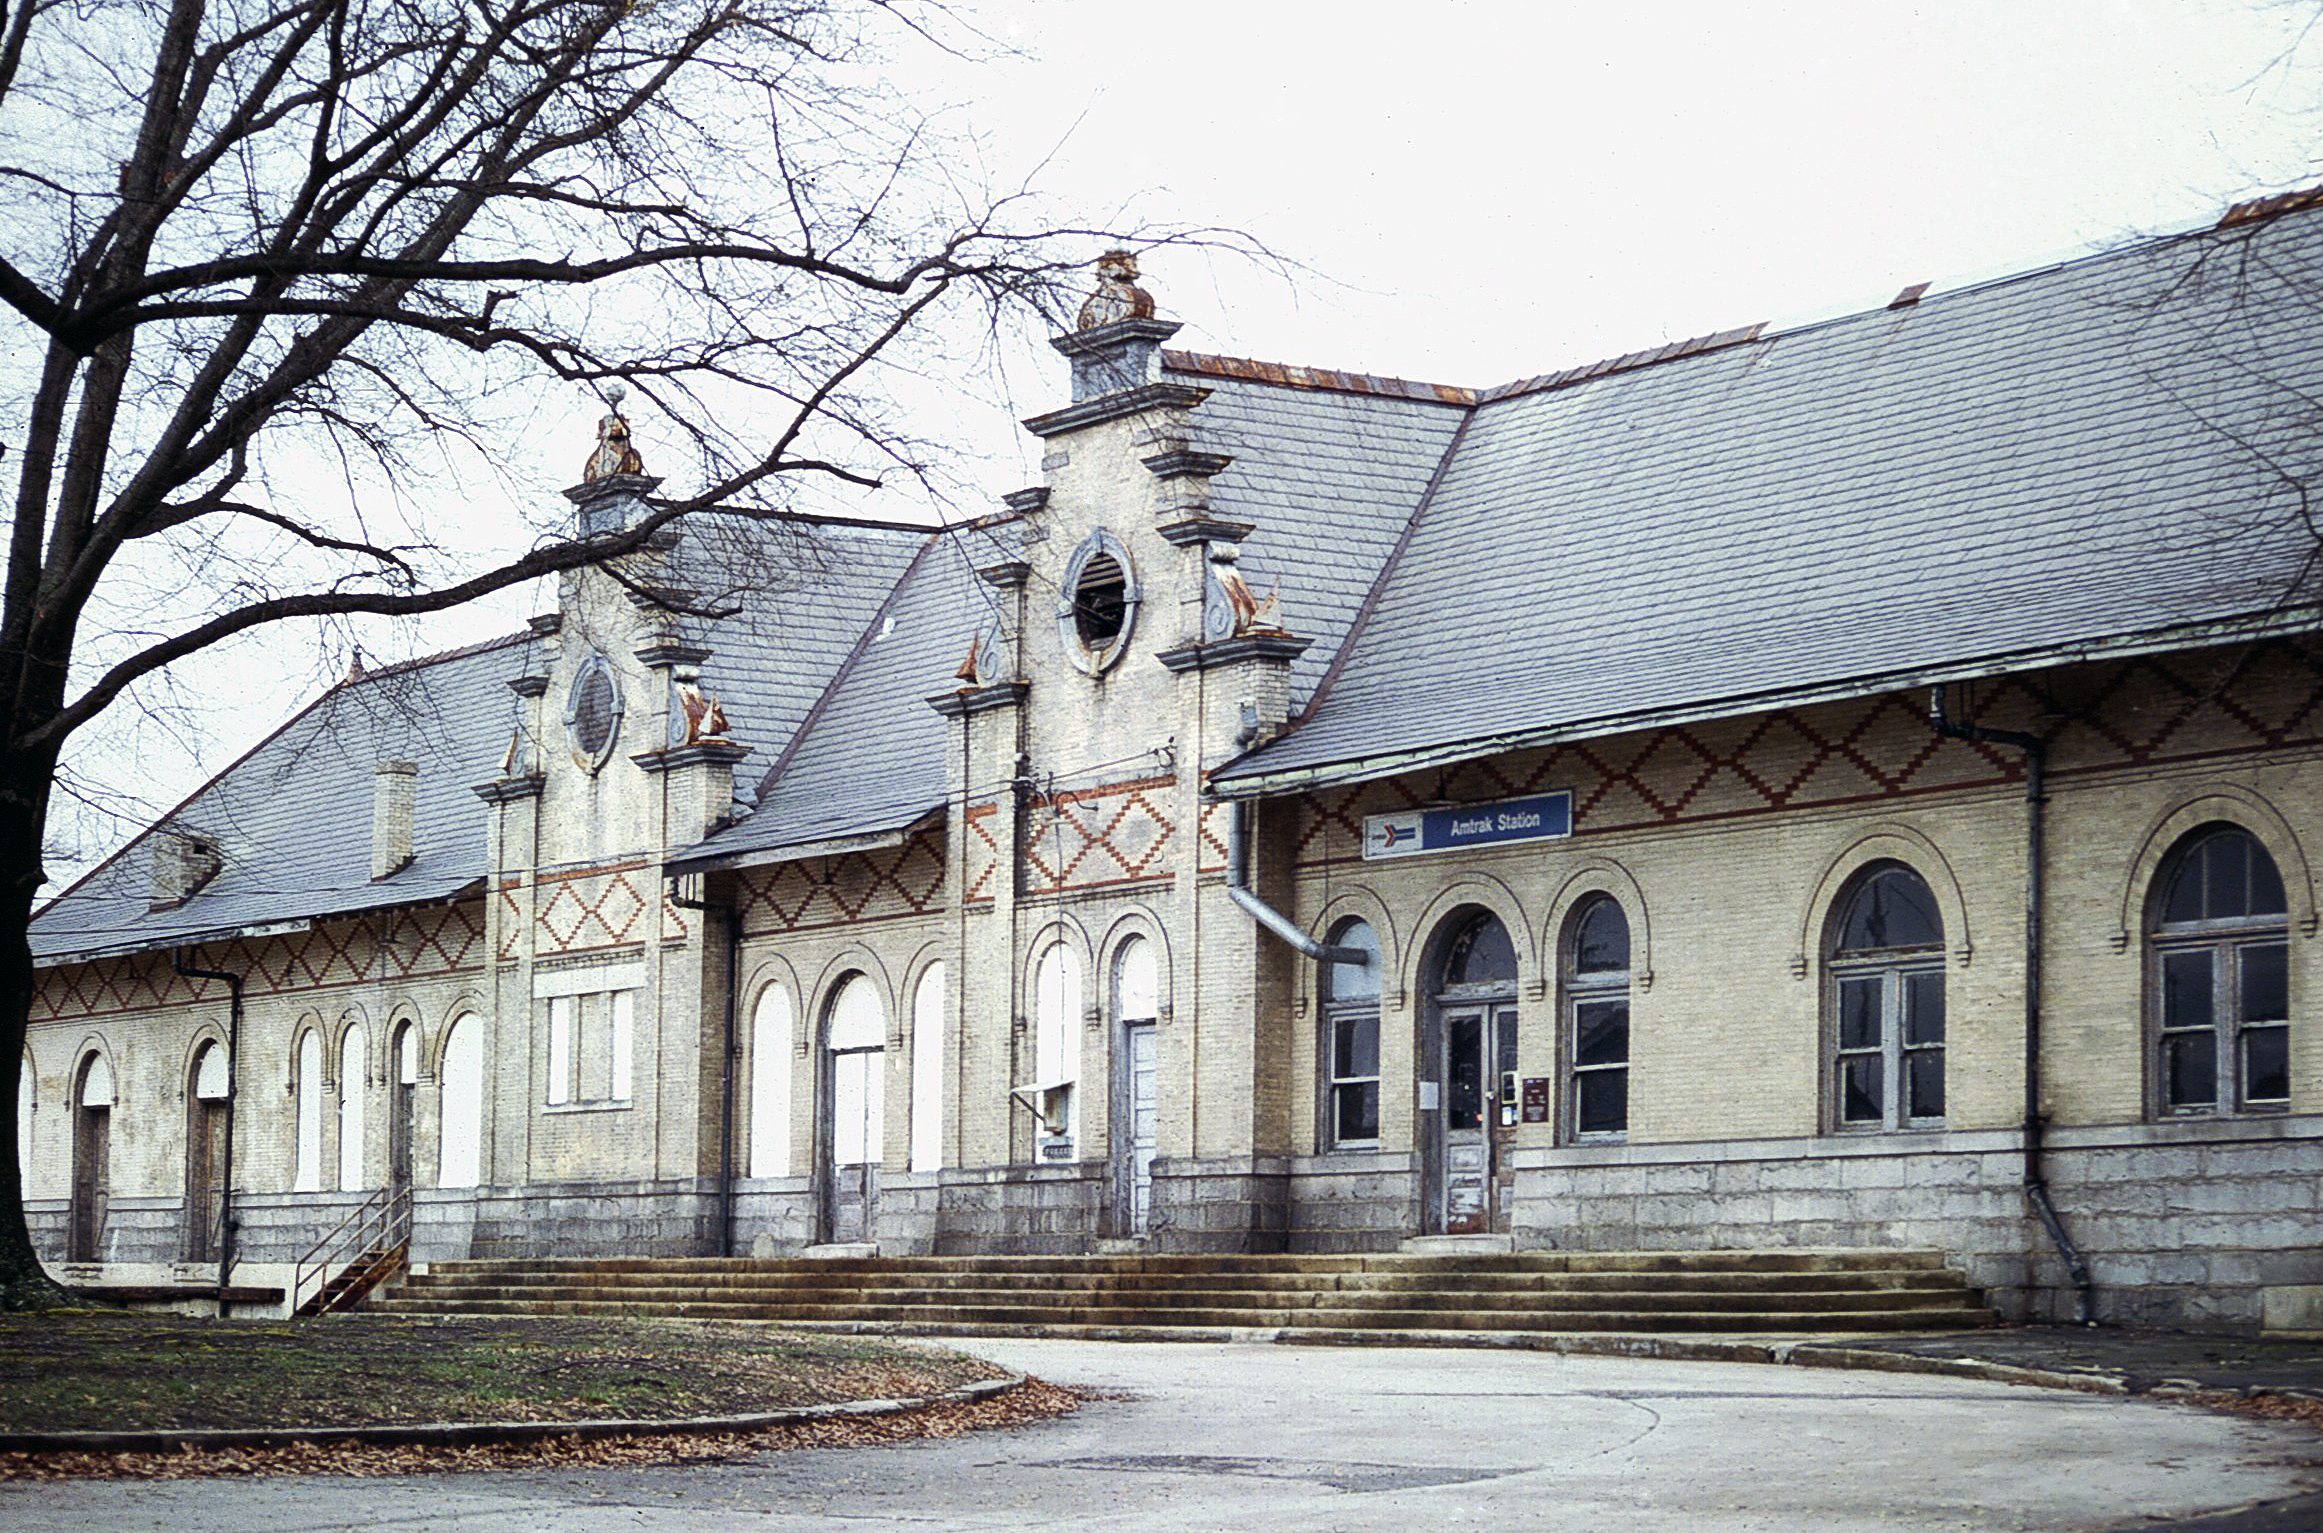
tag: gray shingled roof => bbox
[680,526,1014,864]
[30,637,522,962]
[1216,204,2323,789]
[1163,372,1468,706]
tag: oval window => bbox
[1057,530,1139,674]
[566,654,622,770]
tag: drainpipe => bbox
[1225,800,1367,968]
[1928,684,2095,1324]
[668,877,741,1258]
[171,948,244,1310]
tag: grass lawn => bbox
[0,1311,1004,1433]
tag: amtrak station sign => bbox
[1361,791,1573,861]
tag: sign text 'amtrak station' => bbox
[1362,791,1573,861]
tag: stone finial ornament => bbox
[1219,567,1287,637]
[953,633,983,687]
[1075,249,1156,330]
[677,682,731,745]
[583,382,646,482]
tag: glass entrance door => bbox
[1441,1004,1518,1235]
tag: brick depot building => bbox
[21,194,2323,1331]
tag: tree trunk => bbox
[0,745,75,1309]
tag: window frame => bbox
[1561,894,1631,1143]
[2147,824,2291,1119]
[1319,919,1382,1150]
[1824,862,1947,1134]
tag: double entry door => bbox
[1438,1003,1518,1235]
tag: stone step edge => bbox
[0,1375,1025,1456]
[372,1301,1998,1331]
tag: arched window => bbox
[1033,943,1081,1144]
[910,964,945,1173]
[748,985,794,1178]
[1321,919,1381,1146]
[1827,863,1945,1131]
[1563,896,1631,1139]
[1440,913,1518,992]
[293,1031,323,1192]
[1112,936,1162,1232]
[2149,824,2289,1115]
[388,1024,418,1192]
[437,1015,483,1189]
[337,1028,367,1190]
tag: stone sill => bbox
[542,1099,633,1115]
[1510,1113,2323,1170]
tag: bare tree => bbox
[0,0,1145,1305]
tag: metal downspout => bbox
[1225,800,1366,967]
[668,878,741,1258]
[171,948,244,1310]
[1929,685,2096,1324]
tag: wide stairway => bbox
[374,1248,1996,1337]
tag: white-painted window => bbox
[546,995,574,1106]
[293,1032,323,1192]
[1033,943,1081,1145]
[609,991,634,1103]
[749,985,793,1178]
[910,963,945,1173]
[438,1015,483,1189]
[337,1029,366,1190]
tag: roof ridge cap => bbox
[1160,349,1478,406]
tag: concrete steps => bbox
[376,1248,1998,1337]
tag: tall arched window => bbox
[1033,943,1081,1145]
[749,985,794,1178]
[337,1027,367,1190]
[910,964,945,1173]
[186,1041,229,1261]
[293,1031,323,1192]
[1827,862,1945,1131]
[1563,896,1631,1139]
[17,1048,35,1191]
[2150,824,2289,1115]
[823,974,886,1243]
[437,1015,483,1189]
[1321,920,1381,1146]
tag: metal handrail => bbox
[290,1184,413,1316]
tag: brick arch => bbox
[2117,786,2318,950]
[1097,905,1175,1021]
[1540,858,1655,992]
[1794,824,1973,980]
[1407,876,1533,1001]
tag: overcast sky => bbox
[49,0,2323,879]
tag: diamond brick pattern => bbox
[534,867,651,955]
[1021,776,1177,894]
[738,831,946,936]
[1293,643,2323,866]
[34,900,486,1022]
[964,802,1003,904]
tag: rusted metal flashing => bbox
[2219,182,2323,228]
[1478,323,1767,402]
[1161,349,1479,406]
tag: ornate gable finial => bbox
[583,382,646,482]
[1076,249,1156,330]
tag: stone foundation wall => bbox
[436,1177,720,1261]
[1510,1115,2323,1329]
[1147,1155,1289,1253]
[933,1161,1106,1254]
[1285,1151,1418,1253]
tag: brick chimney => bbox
[150,828,221,910]
[371,760,417,879]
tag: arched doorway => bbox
[437,1016,483,1189]
[387,1024,418,1196]
[1422,909,1520,1236]
[820,975,884,1244]
[69,1054,111,1263]
[1109,937,1159,1236]
[185,1042,229,1262]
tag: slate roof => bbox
[1215,200,2323,790]
[30,517,927,961]
[30,637,523,962]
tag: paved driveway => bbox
[5,1339,2318,1531]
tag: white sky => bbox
[47,0,2323,882]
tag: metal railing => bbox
[290,1184,413,1317]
